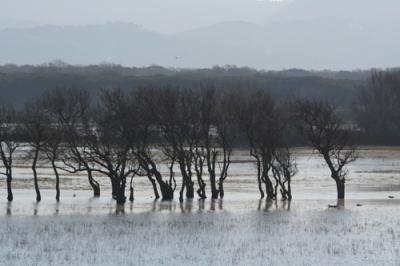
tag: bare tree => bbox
[238,91,281,200]
[271,147,297,201]
[294,99,357,201]
[41,125,64,201]
[145,87,196,201]
[42,88,101,197]
[213,89,237,198]
[21,101,51,202]
[0,105,19,202]
[197,88,236,199]
[83,89,138,204]
[132,89,176,200]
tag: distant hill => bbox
[2,0,400,69]
[1,15,399,70]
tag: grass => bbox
[1,207,400,266]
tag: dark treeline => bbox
[354,70,400,144]
[1,84,360,206]
[0,64,364,110]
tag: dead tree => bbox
[197,87,218,198]
[238,91,281,200]
[144,87,196,201]
[131,89,176,200]
[42,126,64,201]
[294,99,358,200]
[193,138,207,199]
[21,101,51,202]
[187,89,207,199]
[271,147,297,201]
[214,89,236,198]
[195,87,236,199]
[41,88,101,197]
[84,89,138,204]
[0,105,19,202]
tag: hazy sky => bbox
[0,0,288,33]
[2,0,400,69]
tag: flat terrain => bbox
[1,206,400,266]
[1,147,400,265]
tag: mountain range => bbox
[1,0,399,70]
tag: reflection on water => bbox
[114,199,226,215]
[54,202,60,215]
[33,202,39,216]
[6,202,11,216]
[3,197,295,216]
[3,194,400,216]
[257,199,292,212]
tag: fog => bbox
[0,0,287,33]
[1,0,400,69]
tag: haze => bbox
[0,0,288,33]
[1,0,400,69]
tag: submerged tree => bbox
[237,91,297,200]
[0,105,19,202]
[145,87,196,201]
[238,91,281,200]
[271,147,297,201]
[294,99,357,201]
[42,126,64,201]
[211,89,236,199]
[21,101,51,202]
[42,88,101,197]
[84,89,138,204]
[132,89,176,201]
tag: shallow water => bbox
[1,147,400,216]
[1,207,400,266]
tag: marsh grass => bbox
[1,208,400,266]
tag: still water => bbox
[1,147,400,216]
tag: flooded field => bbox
[1,147,400,266]
[1,147,400,215]
[1,207,400,266]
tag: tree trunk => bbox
[179,179,185,202]
[287,180,292,201]
[51,161,60,202]
[6,171,13,202]
[186,180,194,199]
[152,170,174,201]
[32,150,41,202]
[218,179,224,199]
[207,152,218,199]
[256,159,265,198]
[210,172,218,199]
[196,176,206,199]
[178,161,194,199]
[160,182,174,201]
[87,169,100,197]
[147,174,160,199]
[264,175,274,200]
[111,179,118,199]
[129,176,134,202]
[335,178,345,199]
[115,182,126,205]
[210,176,219,199]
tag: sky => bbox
[1,0,400,69]
[0,0,289,33]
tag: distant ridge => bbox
[1,0,400,69]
